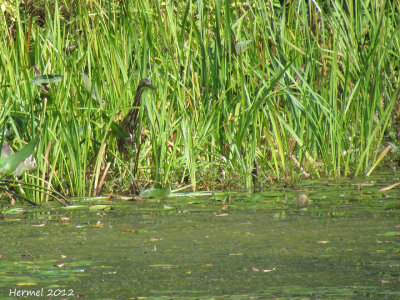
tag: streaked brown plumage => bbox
[118,78,156,154]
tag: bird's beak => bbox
[148,83,157,91]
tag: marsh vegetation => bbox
[1,0,399,203]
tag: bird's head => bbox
[138,78,156,92]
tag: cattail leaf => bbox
[82,73,104,107]
[31,75,63,85]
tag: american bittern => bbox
[118,78,156,154]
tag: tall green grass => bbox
[1,0,399,202]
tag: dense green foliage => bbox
[1,0,399,202]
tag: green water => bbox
[1,170,399,299]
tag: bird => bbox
[118,78,156,155]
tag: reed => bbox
[0,0,398,202]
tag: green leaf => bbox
[82,73,104,107]
[139,188,171,199]
[89,205,113,211]
[376,232,400,237]
[31,75,63,85]
[61,205,88,210]
[149,264,174,268]
[2,208,26,214]
[0,140,37,176]
[110,121,130,139]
